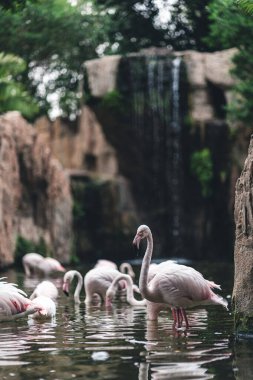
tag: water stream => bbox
[0,261,241,380]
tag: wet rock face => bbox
[233,135,253,332]
[0,112,72,267]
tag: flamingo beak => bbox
[63,282,69,296]
[133,234,141,249]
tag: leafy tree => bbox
[0,52,38,117]
[0,0,112,118]
[207,0,253,124]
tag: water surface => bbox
[0,261,239,380]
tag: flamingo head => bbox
[133,225,151,249]
[62,281,70,296]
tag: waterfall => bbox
[125,54,184,255]
[170,57,183,250]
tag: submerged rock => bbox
[0,112,72,267]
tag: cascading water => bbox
[126,54,184,255]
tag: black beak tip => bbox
[63,290,69,297]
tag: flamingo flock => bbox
[0,225,228,330]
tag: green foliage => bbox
[101,90,124,112]
[14,236,50,265]
[0,52,38,117]
[235,0,253,15]
[207,0,253,124]
[190,148,214,198]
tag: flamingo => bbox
[30,280,58,301]
[119,262,136,279]
[0,278,40,321]
[84,268,126,305]
[22,253,44,277]
[94,259,117,270]
[133,225,228,329]
[63,270,83,303]
[27,295,56,319]
[94,260,136,279]
[37,257,66,276]
[105,273,146,307]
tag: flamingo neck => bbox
[73,271,83,303]
[139,232,154,301]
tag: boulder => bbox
[0,112,72,267]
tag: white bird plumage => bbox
[133,225,228,329]
[30,280,58,301]
[63,270,83,303]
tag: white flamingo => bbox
[94,260,136,279]
[105,273,146,307]
[30,280,58,301]
[62,270,83,303]
[0,278,40,321]
[28,295,56,319]
[22,253,44,277]
[94,259,117,270]
[84,268,126,305]
[133,225,228,329]
[22,253,66,277]
[37,257,66,276]
[119,262,136,279]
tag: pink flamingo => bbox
[30,280,58,301]
[22,254,65,277]
[84,268,126,305]
[28,295,56,319]
[94,259,117,270]
[94,260,136,279]
[63,270,83,303]
[37,258,66,276]
[133,225,228,329]
[22,253,44,276]
[105,273,146,307]
[0,278,40,321]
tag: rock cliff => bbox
[233,135,253,334]
[0,112,72,267]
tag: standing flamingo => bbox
[22,253,44,276]
[30,280,58,301]
[133,225,228,329]
[84,268,126,305]
[105,273,146,307]
[0,278,40,321]
[63,270,83,303]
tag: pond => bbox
[0,260,248,380]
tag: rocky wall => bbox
[0,112,72,267]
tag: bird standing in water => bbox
[133,225,227,329]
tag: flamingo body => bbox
[133,225,227,328]
[22,253,44,277]
[84,268,123,305]
[30,280,58,301]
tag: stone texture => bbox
[0,112,72,267]
[84,55,121,97]
[233,135,253,332]
[35,106,118,176]
[178,48,237,123]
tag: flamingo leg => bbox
[180,308,189,329]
